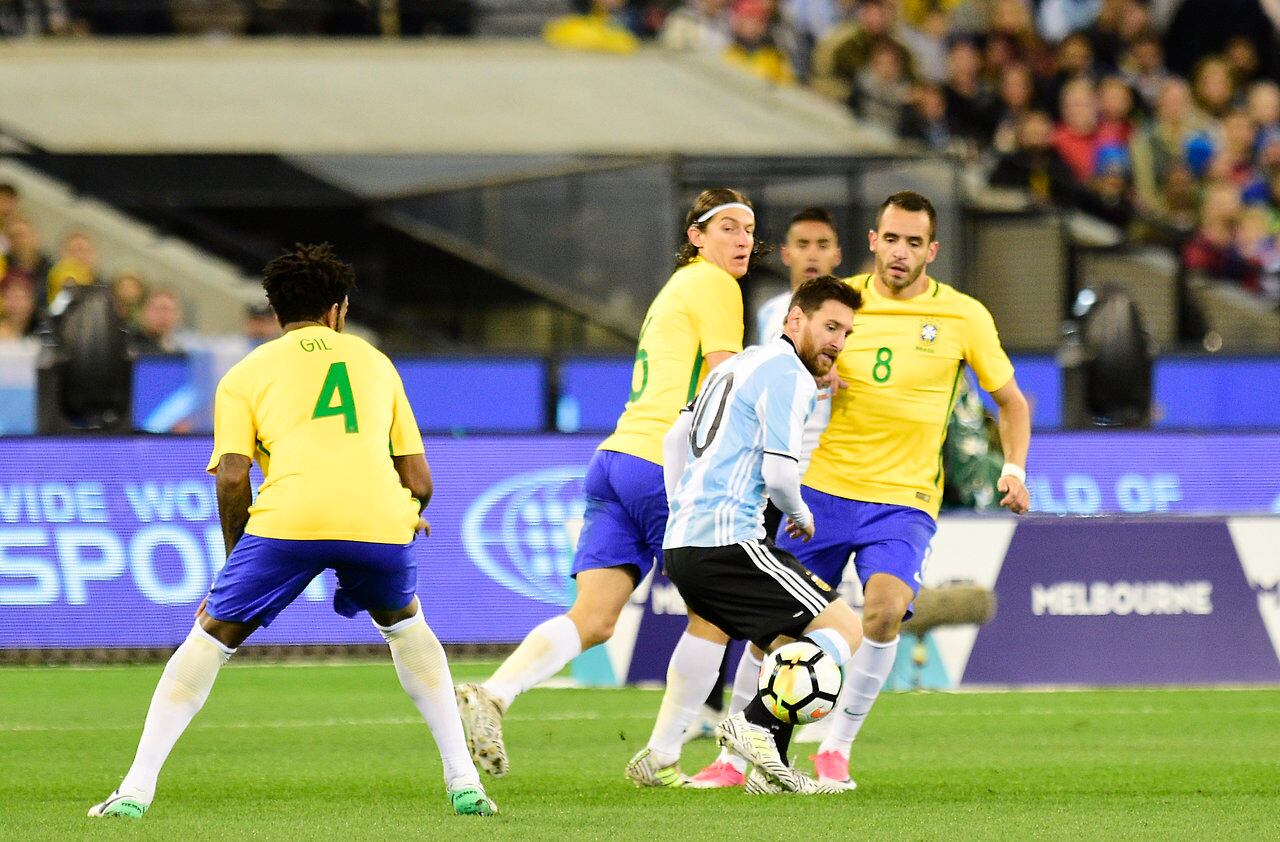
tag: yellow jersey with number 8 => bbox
[803,274,1014,519]
[600,258,744,465]
[207,325,424,543]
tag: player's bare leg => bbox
[458,566,635,776]
[814,574,910,788]
[627,612,728,787]
[89,611,250,819]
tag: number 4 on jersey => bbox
[313,362,359,433]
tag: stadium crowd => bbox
[4,0,1279,309]
[0,183,278,350]
[538,0,1280,305]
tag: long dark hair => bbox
[675,187,774,270]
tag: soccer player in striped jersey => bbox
[626,276,866,794]
[455,188,758,778]
[790,190,1030,790]
[679,207,848,751]
[694,191,1031,789]
[88,244,496,820]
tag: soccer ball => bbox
[757,640,842,724]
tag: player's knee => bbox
[861,602,903,642]
[571,613,616,647]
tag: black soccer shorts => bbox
[663,540,837,650]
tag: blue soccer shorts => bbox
[569,449,667,584]
[774,487,937,620]
[204,534,417,627]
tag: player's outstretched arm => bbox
[215,454,253,556]
[393,454,433,536]
[990,378,1031,514]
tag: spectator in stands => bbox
[1079,141,1137,228]
[941,35,997,148]
[544,0,640,53]
[130,287,185,354]
[0,277,38,340]
[723,0,795,85]
[1079,0,1130,72]
[778,0,845,79]
[661,0,733,51]
[111,272,147,325]
[1131,78,1207,227]
[2,218,52,307]
[810,0,914,103]
[245,301,280,345]
[46,230,99,307]
[1096,75,1137,143]
[1120,29,1171,111]
[899,82,955,152]
[989,109,1079,205]
[991,62,1042,155]
[1163,0,1280,82]
[849,37,911,127]
[1047,33,1097,116]
[1182,181,1259,291]
[1054,76,1104,184]
[898,6,949,83]
[1209,109,1262,189]
[1246,81,1280,142]
[986,0,1046,68]
[1190,56,1237,121]
[1223,35,1263,89]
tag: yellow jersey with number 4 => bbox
[600,258,744,465]
[803,274,1014,519]
[206,325,424,543]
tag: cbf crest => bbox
[919,321,939,344]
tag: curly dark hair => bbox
[675,187,774,270]
[789,274,863,316]
[260,243,356,326]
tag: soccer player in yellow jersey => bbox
[456,188,756,778]
[788,191,1031,789]
[88,245,496,820]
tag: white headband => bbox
[695,202,755,224]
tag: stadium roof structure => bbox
[0,40,895,157]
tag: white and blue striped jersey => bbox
[756,290,830,474]
[664,336,817,548]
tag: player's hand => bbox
[785,517,815,542]
[415,517,431,538]
[997,475,1030,515]
[815,368,847,398]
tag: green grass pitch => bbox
[2,660,1278,840]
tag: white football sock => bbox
[482,614,581,710]
[820,636,899,756]
[646,633,726,766]
[119,623,234,801]
[376,610,479,791]
[715,646,764,773]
